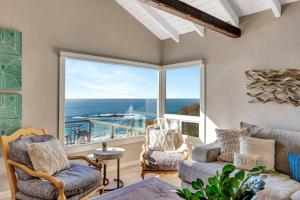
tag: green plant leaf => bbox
[176,189,186,199]
[196,178,204,188]
[208,177,218,186]
[195,191,205,198]
[207,185,219,196]
[222,164,236,175]
[183,188,192,199]
[192,181,201,190]
[235,170,245,181]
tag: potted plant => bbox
[102,142,107,152]
[176,165,273,200]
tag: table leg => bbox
[117,158,120,188]
[103,164,109,186]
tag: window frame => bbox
[161,61,206,142]
[59,52,206,153]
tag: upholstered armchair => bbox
[140,119,190,179]
[0,128,103,200]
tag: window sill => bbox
[64,136,145,154]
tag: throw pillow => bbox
[288,152,300,182]
[234,153,262,171]
[216,128,250,162]
[9,134,54,180]
[27,138,70,175]
[147,127,176,151]
[240,136,275,170]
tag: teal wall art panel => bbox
[0,94,22,135]
[0,27,22,136]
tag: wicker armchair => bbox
[140,119,190,179]
[0,128,103,200]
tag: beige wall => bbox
[0,0,161,135]
[162,2,300,142]
[0,0,160,193]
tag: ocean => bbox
[64,99,199,143]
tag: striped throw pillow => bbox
[216,128,250,162]
[288,152,300,182]
[27,138,70,175]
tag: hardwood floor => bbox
[105,164,181,189]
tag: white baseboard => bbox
[0,159,140,200]
[0,190,10,200]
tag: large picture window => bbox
[59,52,205,148]
[61,55,157,146]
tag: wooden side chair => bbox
[140,119,190,179]
[0,128,103,200]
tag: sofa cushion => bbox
[291,191,300,200]
[145,150,185,170]
[240,122,300,174]
[255,174,300,200]
[16,163,101,200]
[10,135,54,180]
[179,160,238,184]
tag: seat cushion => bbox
[145,150,185,170]
[179,160,236,184]
[291,191,300,200]
[16,163,101,200]
[10,134,54,180]
[255,174,300,200]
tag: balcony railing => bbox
[64,119,145,145]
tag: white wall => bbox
[162,2,300,142]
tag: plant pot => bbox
[102,147,107,152]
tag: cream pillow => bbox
[240,136,275,170]
[27,138,70,175]
[216,128,250,162]
[147,128,176,151]
[234,153,262,171]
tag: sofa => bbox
[179,122,300,200]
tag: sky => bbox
[65,58,200,99]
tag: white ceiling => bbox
[116,0,298,42]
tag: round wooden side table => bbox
[93,147,125,191]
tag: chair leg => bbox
[141,171,145,180]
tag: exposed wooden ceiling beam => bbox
[133,0,180,42]
[217,0,239,27]
[139,0,241,38]
[266,0,281,17]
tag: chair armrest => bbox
[8,159,66,200]
[67,155,101,170]
[140,144,147,163]
[192,141,220,163]
[7,159,64,189]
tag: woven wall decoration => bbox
[246,69,300,107]
[0,28,22,136]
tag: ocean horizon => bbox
[64,98,200,142]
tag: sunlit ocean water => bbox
[65,99,199,141]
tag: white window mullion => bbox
[158,68,166,118]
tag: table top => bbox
[93,147,125,160]
[91,177,181,200]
